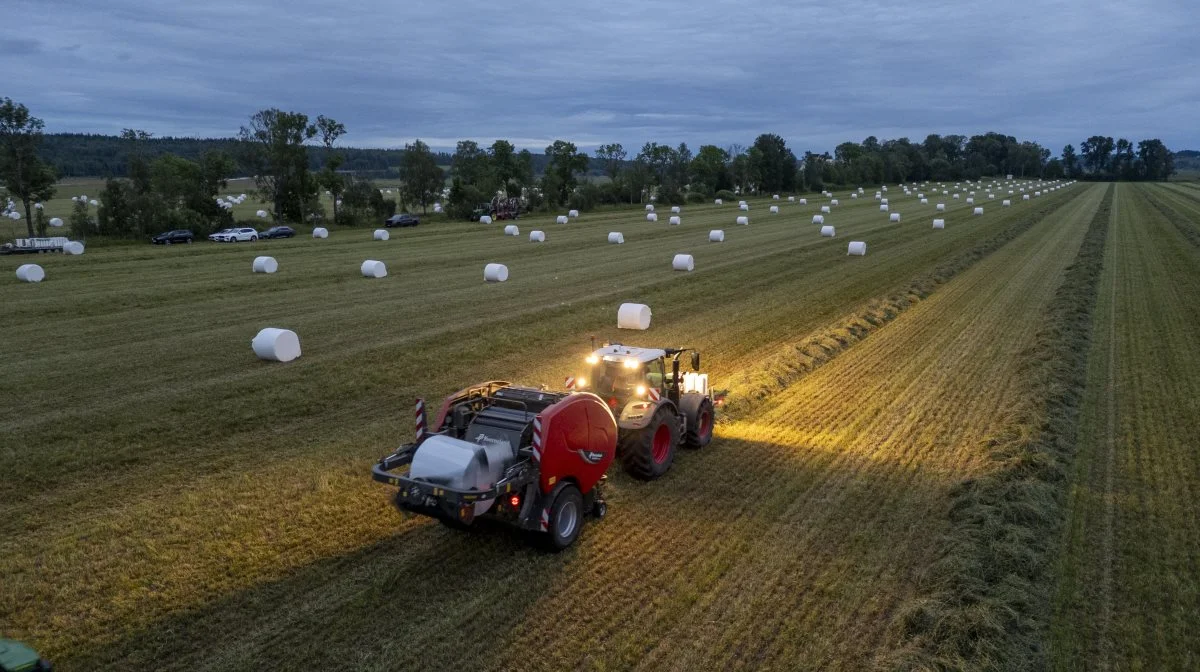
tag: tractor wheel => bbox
[544,483,583,551]
[619,406,677,480]
[682,395,715,449]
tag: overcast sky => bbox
[5,0,1198,154]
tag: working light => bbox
[586,354,599,365]
[636,385,647,396]
[623,358,639,369]
[577,377,586,387]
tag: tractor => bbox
[568,343,714,479]
[371,345,714,549]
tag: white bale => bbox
[882,186,888,192]
[672,253,695,272]
[256,210,268,218]
[820,225,835,237]
[608,232,624,244]
[773,194,780,200]
[568,209,579,218]
[936,203,946,211]
[847,241,867,256]
[504,224,520,236]
[15,263,45,283]
[788,196,795,202]
[821,205,831,213]
[1002,200,1011,207]
[714,198,723,205]
[480,215,493,224]
[709,229,725,242]
[881,198,889,205]
[646,212,658,222]
[812,214,825,224]
[953,194,960,199]
[374,229,390,241]
[738,200,747,207]
[484,263,508,283]
[669,216,681,226]
[1023,194,1030,200]
[890,213,901,222]
[988,194,995,199]
[433,204,443,213]
[251,327,301,363]
[1035,191,1042,197]
[556,215,569,225]
[88,199,98,206]
[831,199,839,206]
[973,207,984,216]
[852,193,859,199]
[63,241,85,255]
[360,260,387,278]
[920,198,929,204]
[671,206,681,213]
[617,303,652,330]
[739,203,749,211]
[7,212,18,220]
[312,227,329,238]
[933,218,945,229]
[529,230,546,242]
[799,198,807,205]
[34,202,43,210]
[252,256,278,274]
[645,204,655,212]
[769,205,779,214]
[49,217,64,227]
[880,204,889,212]
[736,216,749,226]
[966,197,974,204]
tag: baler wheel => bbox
[545,483,583,551]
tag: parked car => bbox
[210,227,259,242]
[151,229,194,245]
[384,214,419,228]
[261,225,295,239]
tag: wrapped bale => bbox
[966,197,974,204]
[671,206,681,213]
[617,303,652,330]
[799,198,807,205]
[256,210,268,218]
[739,203,749,211]
[484,263,509,283]
[312,227,329,238]
[736,216,749,225]
[714,198,723,205]
[252,256,278,273]
[880,204,889,212]
[820,225,835,237]
[556,215,569,224]
[646,212,658,222]
[889,213,901,222]
[669,216,681,226]
[933,218,945,229]
[63,241,85,255]
[920,198,929,204]
[568,209,579,218]
[769,205,779,214]
[772,194,780,200]
[251,327,301,362]
[480,215,493,224]
[788,196,796,202]
[504,224,519,236]
[1003,199,1011,207]
[973,207,984,215]
[812,214,825,224]
[529,230,546,242]
[847,241,867,256]
[608,232,624,244]
[709,229,724,242]
[360,260,387,278]
[16,263,45,283]
[49,217,64,227]
[374,229,390,241]
[672,253,695,271]
[831,199,839,206]
[646,204,655,212]
[821,205,831,213]
[936,203,946,211]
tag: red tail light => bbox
[509,495,520,508]
[607,397,618,409]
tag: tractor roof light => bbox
[636,385,647,397]
[585,354,599,365]
[623,358,639,369]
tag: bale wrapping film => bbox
[360,260,387,278]
[672,254,695,272]
[889,213,901,222]
[504,224,519,236]
[669,216,681,226]
[16,263,45,283]
[63,241,85,255]
[646,212,658,222]
[973,207,984,215]
[812,214,825,224]
[479,215,493,224]
[933,218,945,229]
[736,216,749,226]
[312,227,329,238]
[373,229,390,241]
[483,263,509,283]
[568,209,579,218]
[617,303,652,330]
[251,327,301,362]
[847,241,867,256]
[709,229,724,242]
[769,205,779,214]
[529,230,546,242]
[252,256,278,274]
[820,225,835,237]
[49,217,64,227]
[608,232,624,244]
[556,215,569,225]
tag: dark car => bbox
[261,225,295,239]
[384,214,419,228]
[151,229,194,245]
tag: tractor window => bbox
[590,361,642,396]
[646,359,666,390]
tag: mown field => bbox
[5,179,1195,670]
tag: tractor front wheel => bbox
[682,395,715,449]
[619,407,678,480]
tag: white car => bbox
[210,227,259,242]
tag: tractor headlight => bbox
[577,377,586,387]
[586,354,599,365]
[636,385,647,396]
[624,358,639,369]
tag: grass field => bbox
[5,179,1195,670]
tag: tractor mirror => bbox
[691,352,701,371]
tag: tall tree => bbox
[238,108,317,223]
[689,145,730,196]
[399,139,444,214]
[1080,135,1115,175]
[750,133,797,193]
[1137,139,1174,181]
[315,115,347,225]
[594,143,626,183]
[451,140,493,194]
[1062,144,1079,178]
[0,98,56,237]
[489,140,519,196]
[542,140,589,205]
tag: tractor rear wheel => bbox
[544,483,583,551]
[619,406,677,480]
[682,395,715,449]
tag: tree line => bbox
[0,95,1183,240]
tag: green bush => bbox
[685,192,707,204]
[715,189,737,201]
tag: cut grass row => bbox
[0,184,1079,668]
